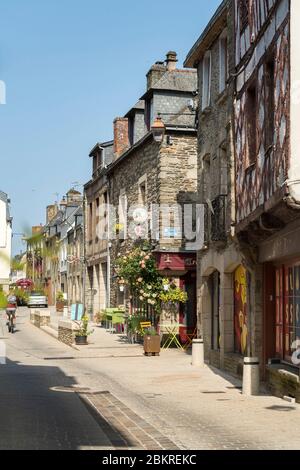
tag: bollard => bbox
[192,339,204,367]
[242,357,260,396]
[63,306,69,318]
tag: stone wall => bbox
[108,131,198,307]
[58,320,78,346]
[30,309,50,328]
[266,365,300,403]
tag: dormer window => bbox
[92,148,105,177]
[145,98,154,130]
[128,117,135,146]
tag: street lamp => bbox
[151,116,166,143]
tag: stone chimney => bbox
[32,225,43,236]
[46,204,58,224]
[113,117,129,158]
[147,62,167,90]
[166,51,178,71]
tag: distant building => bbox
[0,190,12,292]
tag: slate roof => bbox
[141,69,197,99]
[184,0,227,68]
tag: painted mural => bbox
[234,265,248,355]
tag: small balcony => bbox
[210,195,227,243]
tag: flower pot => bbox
[75,335,88,345]
[56,301,65,313]
[143,335,161,356]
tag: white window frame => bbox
[202,51,212,110]
[138,175,147,206]
[118,189,127,239]
[219,29,228,94]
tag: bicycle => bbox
[6,309,16,334]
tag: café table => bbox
[161,323,185,350]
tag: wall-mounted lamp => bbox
[151,116,166,143]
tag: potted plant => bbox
[143,326,161,356]
[56,291,65,313]
[75,314,94,345]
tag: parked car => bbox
[27,292,48,308]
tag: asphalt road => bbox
[0,308,115,450]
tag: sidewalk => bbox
[33,308,300,449]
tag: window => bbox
[209,271,220,350]
[239,0,249,32]
[138,177,147,206]
[219,33,228,93]
[99,149,105,169]
[150,98,154,127]
[88,202,93,241]
[128,117,135,146]
[93,156,97,176]
[202,52,211,110]
[145,98,154,131]
[245,82,257,167]
[118,191,127,240]
[265,54,275,152]
[275,265,300,364]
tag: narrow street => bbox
[1,307,300,451]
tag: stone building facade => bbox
[67,207,84,306]
[106,52,199,336]
[185,0,246,375]
[84,141,113,316]
[233,0,300,400]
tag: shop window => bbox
[234,265,248,355]
[209,271,220,350]
[275,265,300,364]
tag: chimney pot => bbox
[166,51,178,71]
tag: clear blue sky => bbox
[0,0,220,255]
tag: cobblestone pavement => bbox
[1,308,300,450]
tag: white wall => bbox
[0,198,12,290]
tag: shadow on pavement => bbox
[0,357,132,450]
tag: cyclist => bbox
[6,292,17,331]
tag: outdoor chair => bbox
[140,321,152,334]
[182,327,198,350]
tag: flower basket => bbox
[143,335,161,356]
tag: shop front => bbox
[260,222,300,401]
[155,252,197,343]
